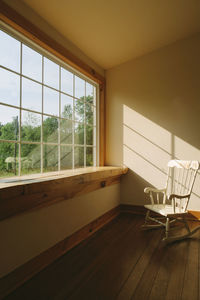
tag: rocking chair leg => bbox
[165,217,170,239]
[145,210,150,224]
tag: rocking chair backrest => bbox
[165,160,199,211]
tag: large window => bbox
[0,28,98,178]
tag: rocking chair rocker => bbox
[143,160,200,243]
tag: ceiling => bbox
[21,0,200,70]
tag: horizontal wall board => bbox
[0,167,128,221]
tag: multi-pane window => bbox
[0,28,97,178]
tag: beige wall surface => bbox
[106,33,200,209]
[2,0,105,77]
[0,184,120,277]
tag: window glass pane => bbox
[74,123,84,145]
[0,30,20,72]
[75,99,84,123]
[86,125,93,145]
[44,57,59,89]
[43,86,59,116]
[60,119,72,144]
[0,142,19,177]
[0,29,97,177]
[86,147,93,166]
[22,44,42,82]
[61,94,73,119]
[21,144,41,175]
[0,105,19,141]
[86,82,94,104]
[61,145,72,170]
[43,116,58,143]
[61,68,73,96]
[74,146,84,168]
[43,145,58,172]
[0,68,20,106]
[75,76,85,99]
[21,111,41,142]
[86,103,94,125]
[22,78,42,112]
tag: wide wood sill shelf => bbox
[0,166,128,221]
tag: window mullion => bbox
[58,66,61,171]
[41,55,44,173]
[84,82,86,167]
[72,74,75,169]
[19,42,22,176]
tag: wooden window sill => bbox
[0,166,128,221]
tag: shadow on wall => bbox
[122,105,200,209]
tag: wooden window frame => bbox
[0,27,98,174]
[0,1,105,166]
[0,2,119,222]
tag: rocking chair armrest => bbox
[169,194,190,200]
[144,187,166,194]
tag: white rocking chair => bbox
[143,160,200,243]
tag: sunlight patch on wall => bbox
[174,136,200,160]
[123,105,200,209]
[123,105,171,189]
[123,105,171,153]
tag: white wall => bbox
[106,33,200,209]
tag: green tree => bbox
[74,95,94,166]
[0,117,18,175]
[0,95,95,177]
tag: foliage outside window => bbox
[0,28,97,178]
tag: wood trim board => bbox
[120,204,200,220]
[0,167,128,221]
[120,204,147,215]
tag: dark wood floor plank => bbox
[58,214,142,300]
[182,222,200,300]
[54,214,139,300]
[130,236,167,300]
[148,242,183,300]
[69,216,156,300]
[181,238,199,300]
[164,242,189,300]
[5,213,137,300]
[117,229,163,300]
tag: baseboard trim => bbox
[120,204,147,215]
[120,205,200,220]
[0,205,120,299]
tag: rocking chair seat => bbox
[144,204,187,217]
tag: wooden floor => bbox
[4,213,200,300]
